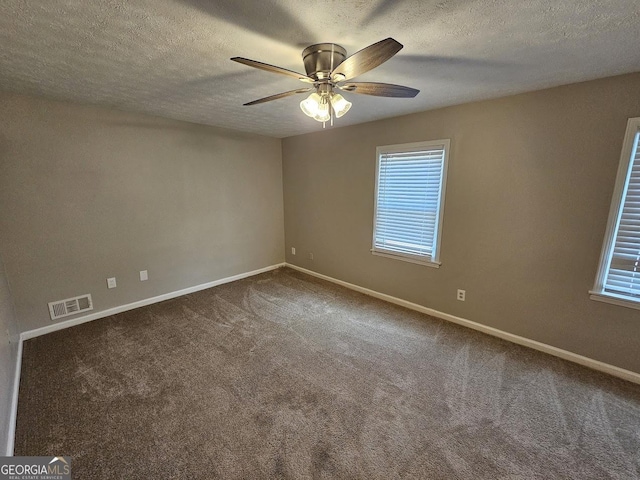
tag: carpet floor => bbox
[15,267,640,479]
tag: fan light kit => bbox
[300,91,352,122]
[231,38,419,127]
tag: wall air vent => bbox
[48,294,93,320]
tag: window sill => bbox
[589,291,640,311]
[371,249,440,268]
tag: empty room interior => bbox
[1,0,640,478]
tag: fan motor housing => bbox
[302,43,346,80]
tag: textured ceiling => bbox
[0,0,638,138]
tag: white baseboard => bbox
[285,263,640,386]
[21,263,285,341]
[6,336,22,456]
[8,262,285,456]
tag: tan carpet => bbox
[15,267,640,479]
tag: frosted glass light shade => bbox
[300,93,322,117]
[313,100,331,122]
[330,93,352,118]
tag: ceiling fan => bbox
[230,38,419,125]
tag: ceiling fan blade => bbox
[330,38,403,82]
[231,57,315,83]
[339,82,419,98]
[243,88,312,106]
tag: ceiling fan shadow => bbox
[179,71,255,90]
[175,0,316,47]
[142,71,259,103]
[391,54,515,82]
[360,0,407,26]
[397,54,512,69]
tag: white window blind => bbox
[592,117,640,309]
[603,131,640,298]
[372,140,449,266]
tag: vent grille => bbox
[48,294,93,320]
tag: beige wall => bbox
[2,72,639,377]
[282,72,640,373]
[0,93,285,332]
[0,253,19,454]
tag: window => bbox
[372,139,449,267]
[591,117,640,309]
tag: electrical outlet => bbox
[457,289,466,301]
[107,277,117,289]
[308,252,314,260]
[140,270,148,281]
[291,247,296,255]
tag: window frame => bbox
[371,139,450,268]
[590,117,640,310]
